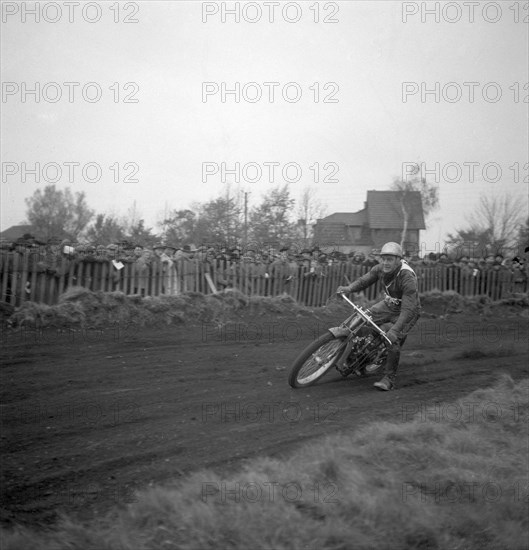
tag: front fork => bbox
[328,324,362,373]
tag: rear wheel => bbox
[288,332,346,388]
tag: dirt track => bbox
[1,309,528,528]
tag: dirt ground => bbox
[1,306,528,529]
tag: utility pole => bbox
[163,200,168,241]
[244,191,250,245]
[226,185,230,246]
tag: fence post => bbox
[19,252,30,305]
[58,256,67,296]
[29,254,39,302]
[2,258,525,304]
[9,253,20,306]
[0,253,8,302]
[76,261,85,291]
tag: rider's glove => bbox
[336,285,351,294]
[386,329,399,344]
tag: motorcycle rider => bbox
[337,242,421,391]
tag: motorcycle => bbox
[288,293,392,388]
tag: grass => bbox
[5,288,311,330]
[6,288,527,332]
[1,374,527,550]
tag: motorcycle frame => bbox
[337,292,392,346]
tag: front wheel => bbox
[288,332,347,388]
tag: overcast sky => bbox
[1,1,528,250]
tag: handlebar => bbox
[337,292,392,346]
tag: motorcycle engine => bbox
[335,334,379,376]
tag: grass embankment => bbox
[5,287,529,330]
[2,374,527,550]
[5,287,313,330]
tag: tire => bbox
[288,332,347,388]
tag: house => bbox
[0,224,46,243]
[313,190,426,255]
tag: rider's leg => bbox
[356,300,393,338]
[374,333,406,390]
[358,301,396,373]
[381,342,401,380]
[363,321,392,373]
[374,312,420,390]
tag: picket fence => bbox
[0,253,525,308]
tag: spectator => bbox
[491,259,511,299]
[134,249,152,296]
[511,257,527,293]
[153,243,175,294]
[362,252,379,268]
[269,246,296,293]
[3,237,527,306]
[177,244,198,292]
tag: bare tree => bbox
[517,217,529,252]
[469,193,525,251]
[119,201,158,246]
[120,201,142,235]
[446,225,494,258]
[391,165,439,247]
[447,193,525,256]
[85,214,125,245]
[296,186,327,245]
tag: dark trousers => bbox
[360,300,421,380]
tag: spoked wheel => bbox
[288,332,347,388]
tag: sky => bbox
[1,0,528,251]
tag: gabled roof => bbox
[0,224,44,241]
[367,190,425,230]
[317,209,367,226]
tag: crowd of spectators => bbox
[407,251,528,296]
[1,234,528,300]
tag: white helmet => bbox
[380,242,403,257]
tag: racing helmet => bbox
[380,242,403,257]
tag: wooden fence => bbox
[0,253,526,308]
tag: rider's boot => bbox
[373,375,395,391]
[373,344,400,391]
